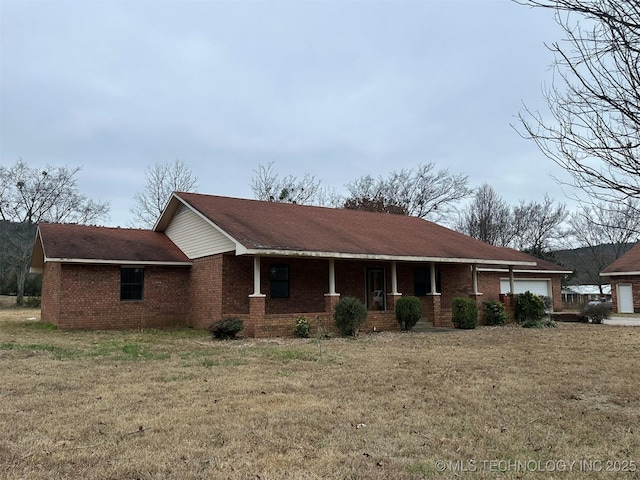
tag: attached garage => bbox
[500,278,551,297]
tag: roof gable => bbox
[602,242,640,275]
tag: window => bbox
[121,267,144,301]
[414,267,441,296]
[270,264,289,298]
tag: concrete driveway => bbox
[604,317,640,326]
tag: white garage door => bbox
[618,284,634,313]
[500,279,551,297]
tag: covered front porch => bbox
[231,255,526,337]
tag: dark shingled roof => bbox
[169,192,566,269]
[602,242,640,275]
[34,223,191,265]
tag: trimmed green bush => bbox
[483,301,507,326]
[396,296,423,330]
[293,316,311,338]
[514,291,545,327]
[451,297,478,329]
[208,317,244,339]
[333,296,368,336]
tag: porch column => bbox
[391,261,399,295]
[328,258,337,295]
[430,262,438,294]
[325,258,340,313]
[472,264,479,295]
[251,256,263,296]
[509,266,516,294]
[248,256,266,338]
[386,261,402,311]
[470,264,484,324]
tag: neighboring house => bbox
[601,243,640,313]
[561,285,612,308]
[31,193,571,335]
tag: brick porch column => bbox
[325,293,340,313]
[503,293,516,323]
[427,294,446,327]
[247,294,266,337]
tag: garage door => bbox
[500,279,551,297]
[618,284,634,313]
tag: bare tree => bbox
[512,194,568,258]
[344,163,472,221]
[251,161,323,205]
[514,0,640,205]
[130,159,198,228]
[567,200,640,290]
[455,184,515,246]
[0,159,109,305]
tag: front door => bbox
[367,268,385,310]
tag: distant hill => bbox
[553,243,635,285]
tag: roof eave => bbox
[240,248,537,266]
[44,257,192,267]
[600,271,640,276]
[478,267,573,274]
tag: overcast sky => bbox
[1,0,575,227]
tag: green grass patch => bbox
[22,321,58,331]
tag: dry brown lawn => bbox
[1,309,639,479]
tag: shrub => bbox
[208,317,244,339]
[24,296,41,308]
[580,302,612,324]
[514,291,545,326]
[522,317,557,329]
[293,316,311,338]
[451,297,478,329]
[333,296,368,336]
[483,301,507,326]
[395,296,423,330]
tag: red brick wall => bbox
[249,310,400,338]
[47,263,190,330]
[41,262,61,325]
[189,255,223,329]
[221,254,252,316]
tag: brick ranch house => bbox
[601,242,640,313]
[31,192,570,336]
